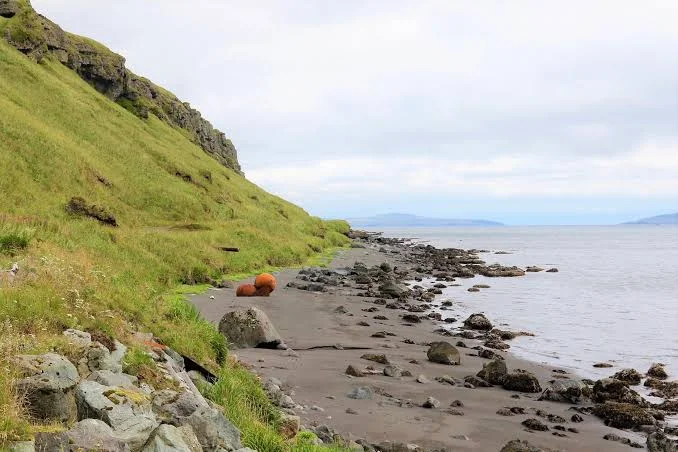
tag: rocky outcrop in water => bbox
[1,1,241,173]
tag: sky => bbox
[33,0,678,225]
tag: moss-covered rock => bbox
[592,402,656,429]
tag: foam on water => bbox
[380,225,678,380]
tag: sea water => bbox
[375,225,678,380]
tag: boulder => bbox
[152,389,204,425]
[142,424,202,452]
[538,379,590,404]
[476,359,507,385]
[426,341,460,365]
[378,281,405,299]
[521,418,548,431]
[592,402,656,429]
[502,371,541,393]
[346,365,365,377]
[592,378,645,405]
[184,406,242,451]
[463,375,492,388]
[383,365,403,378]
[0,0,20,18]
[347,387,373,400]
[647,431,678,452]
[14,353,79,421]
[361,353,389,365]
[89,370,136,388]
[75,381,158,450]
[422,396,440,409]
[499,439,543,452]
[278,414,300,439]
[66,419,130,452]
[87,341,126,373]
[648,363,668,380]
[218,307,284,349]
[63,328,93,347]
[612,368,642,385]
[463,313,493,331]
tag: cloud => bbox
[31,0,678,221]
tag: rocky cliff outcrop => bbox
[0,0,241,173]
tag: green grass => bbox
[0,19,350,448]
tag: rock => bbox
[0,0,20,18]
[378,281,405,299]
[357,321,370,327]
[463,313,493,331]
[593,362,613,368]
[75,381,158,450]
[435,375,457,386]
[346,408,358,415]
[645,378,678,398]
[361,353,390,365]
[648,363,668,380]
[346,365,365,377]
[647,431,678,452]
[422,396,440,409]
[571,414,584,422]
[497,408,514,416]
[444,408,465,416]
[426,341,460,365]
[87,342,124,373]
[612,368,642,385]
[89,370,136,388]
[592,378,645,405]
[416,375,430,384]
[402,314,421,323]
[334,305,349,314]
[314,425,340,444]
[14,353,79,421]
[218,307,283,349]
[384,365,403,378]
[478,348,503,360]
[502,371,541,393]
[525,266,544,272]
[347,387,373,400]
[467,287,480,292]
[592,402,656,429]
[546,268,559,273]
[521,418,549,431]
[463,375,492,388]
[184,406,242,451]
[152,389,204,425]
[34,432,69,452]
[66,419,130,452]
[476,359,507,385]
[538,379,590,404]
[499,439,543,452]
[278,414,300,439]
[63,328,93,347]
[484,339,510,350]
[142,424,201,452]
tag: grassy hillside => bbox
[0,26,349,448]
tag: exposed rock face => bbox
[184,406,243,452]
[218,307,284,349]
[426,341,461,365]
[463,313,493,330]
[538,379,590,404]
[1,1,241,172]
[476,359,507,385]
[502,371,542,393]
[141,424,202,452]
[14,353,79,421]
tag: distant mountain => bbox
[348,213,504,228]
[623,213,678,225]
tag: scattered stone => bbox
[423,396,440,409]
[467,287,480,292]
[384,365,403,378]
[444,408,465,416]
[478,348,503,360]
[538,379,590,404]
[402,314,421,323]
[463,313,493,331]
[184,406,243,451]
[218,307,284,349]
[346,365,365,378]
[503,371,541,393]
[347,387,373,400]
[593,363,613,368]
[141,424,200,452]
[357,321,370,327]
[546,268,559,273]
[416,375,430,384]
[334,306,349,314]
[435,375,457,386]
[593,402,656,429]
[500,439,542,452]
[647,363,668,380]
[521,418,549,431]
[361,354,389,365]
[463,375,492,388]
[497,408,515,416]
[571,414,584,422]
[345,408,358,415]
[426,341,460,365]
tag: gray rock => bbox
[34,432,69,452]
[592,378,646,405]
[0,0,20,18]
[538,379,590,404]
[347,387,373,400]
[416,375,430,384]
[66,419,130,452]
[142,424,202,452]
[63,328,92,347]
[89,370,136,388]
[499,439,543,452]
[521,418,549,431]
[384,365,403,378]
[422,396,440,409]
[502,371,542,393]
[184,406,242,451]
[426,341,460,365]
[188,370,214,390]
[476,359,507,385]
[463,313,493,330]
[218,307,283,349]
[647,431,678,452]
[611,368,642,385]
[14,353,79,421]
[88,343,122,373]
[152,389,203,424]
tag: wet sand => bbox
[191,246,643,451]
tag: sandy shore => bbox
[191,244,645,451]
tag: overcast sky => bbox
[33,1,678,224]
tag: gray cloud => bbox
[32,0,678,222]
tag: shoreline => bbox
[191,233,672,451]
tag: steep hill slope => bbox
[0,3,348,447]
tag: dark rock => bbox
[346,365,365,377]
[571,414,584,422]
[502,371,541,393]
[499,439,543,452]
[467,287,480,292]
[361,353,390,365]
[546,414,566,423]
[484,339,510,350]
[478,348,504,360]
[34,432,69,452]
[538,379,590,404]
[463,313,493,330]
[521,418,549,431]
[0,0,20,18]
[218,307,283,349]
[427,341,460,365]
[592,378,645,405]
[647,363,668,380]
[333,305,349,314]
[592,402,656,429]
[443,408,465,416]
[593,362,613,368]
[477,359,507,385]
[496,408,514,416]
[423,396,440,408]
[455,341,467,348]
[612,368,643,385]
[357,321,370,326]
[373,315,388,320]
[402,314,421,323]
[435,375,457,386]
[525,266,544,272]
[647,431,678,452]
[546,268,559,273]
[464,375,492,388]
[645,378,678,398]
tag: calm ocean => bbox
[375,226,678,381]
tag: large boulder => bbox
[0,0,20,18]
[426,341,460,365]
[14,353,79,421]
[463,313,493,331]
[538,379,590,404]
[502,370,541,393]
[142,424,202,452]
[476,359,507,385]
[647,432,678,452]
[152,389,203,425]
[66,419,130,452]
[648,363,668,380]
[184,406,243,451]
[592,402,656,429]
[611,368,642,385]
[218,307,284,349]
[592,378,646,405]
[75,381,158,450]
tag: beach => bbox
[190,234,664,451]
